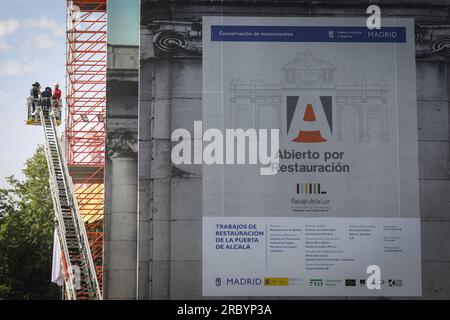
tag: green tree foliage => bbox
[0,145,60,300]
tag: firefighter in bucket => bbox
[26,82,62,126]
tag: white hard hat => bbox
[55,82,60,87]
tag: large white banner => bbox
[202,16,421,296]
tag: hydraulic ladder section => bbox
[39,106,101,300]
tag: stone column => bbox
[104,131,138,300]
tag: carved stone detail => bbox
[149,20,202,58]
[416,24,450,60]
[107,130,138,158]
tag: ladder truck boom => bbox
[28,98,101,300]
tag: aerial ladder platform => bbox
[27,98,102,300]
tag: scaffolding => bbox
[66,0,107,291]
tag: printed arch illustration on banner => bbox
[230,51,391,144]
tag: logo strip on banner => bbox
[211,26,406,43]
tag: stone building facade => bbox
[104,0,450,299]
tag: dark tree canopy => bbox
[0,145,60,300]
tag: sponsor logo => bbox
[345,279,357,287]
[225,278,262,286]
[388,279,403,287]
[309,279,323,287]
[367,279,385,287]
[296,183,327,195]
[215,278,222,287]
[264,278,289,287]
[362,277,399,289]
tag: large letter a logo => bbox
[292,104,327,143]
[287,96,333,144]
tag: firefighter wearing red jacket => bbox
[52,83,62,119]
[53,83,62,101]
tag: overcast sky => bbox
[0,0,66,187]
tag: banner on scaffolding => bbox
[202,16,421,296]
